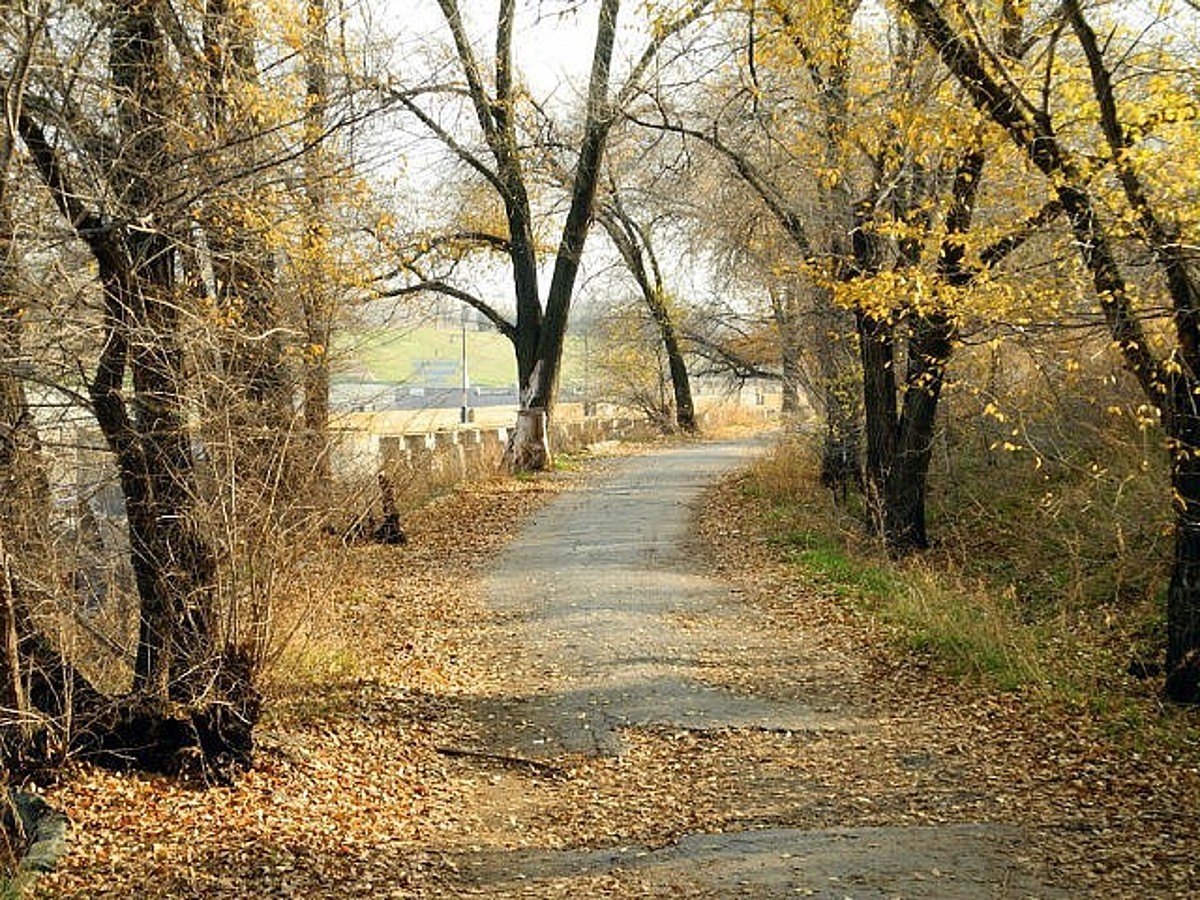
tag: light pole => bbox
[460,306,471,424]
[583,330,592,416]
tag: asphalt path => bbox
[460,437,1065,897]
[480,436,849,757]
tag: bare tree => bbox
[595,185,697,432]
[389,0,712,469]
[628,4,867,490]
[3,0,306,772]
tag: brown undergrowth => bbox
[27,430,1199,898]
[32,464,584,899]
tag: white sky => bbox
[362,1,684,323]
[382,1,611,105]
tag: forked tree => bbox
[390,0,712,469]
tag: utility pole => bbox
[460,306,471,424]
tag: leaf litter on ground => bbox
[31,436,1200,897]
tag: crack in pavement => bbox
[453,824,1046,898]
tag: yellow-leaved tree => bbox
[897,0,1200,701]
[634,0,1065,549]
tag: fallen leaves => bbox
[36,472,578,899]
[27,443,1200,897]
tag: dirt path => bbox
[432,438,1065,897]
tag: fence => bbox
[358,415,647,503]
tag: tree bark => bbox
[876,141,984,552]
[505,408,550,472]
[523,0,620,421]
[425,1,712,469]
[105,0,219,700]
[651,291,697,433]
[19,0,232,726]
[872,142,982,552]
[4,0,266,771]
[1167,385,1200,699]
[302,0,332,479]
[857,310,897,532]
[882,312,953,551]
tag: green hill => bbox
[338,326,587,389]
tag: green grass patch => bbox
[788,543,895,603]
[742,440,1081,697]
[341,326,519,387]
[880,568,1049,691]
[552,453,584,472]
[736,431,1200,762]
[336,326,590,390]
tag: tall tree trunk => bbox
[512,0,652,468]
[877,145,983,551]
[1166,379,1200,698]
[13,0,259,771]
[857,310,897,531]
[104,0,218,700]
[301,0,331,479]
[430,0,710,470]
[815,2,866,490]
[882,313,953,550]
[650,291,697,433]
[521,0,621,427]
[768,284,803,418]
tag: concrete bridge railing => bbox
[351,416,647,507]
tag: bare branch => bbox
[386,88,506,196]
[627,111,815,258]
[436,0,500,142]
[377,279,516,342]
[615,0,715,112]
